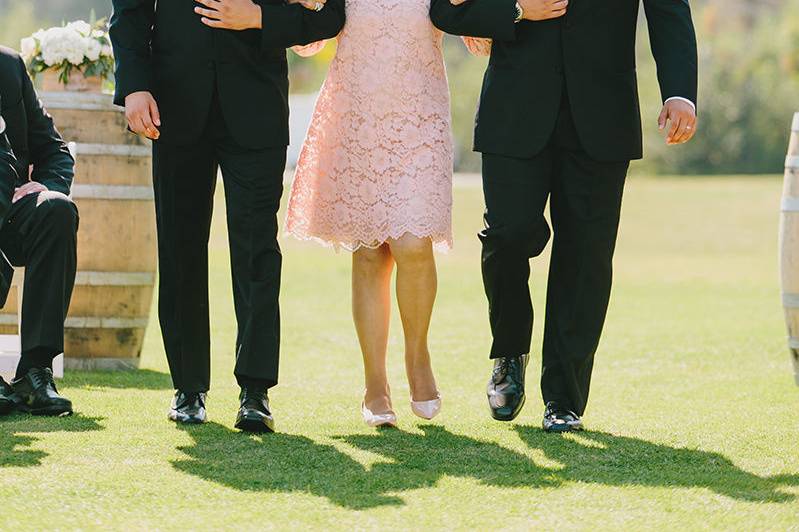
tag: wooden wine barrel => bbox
[0,92,156,370]
[779,112,799,386]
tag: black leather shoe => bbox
[0,377,14,415]
[543,402,583,433]
[487,354,529,421]
[168,391,207,424]
[11,368,72,416]
[235,388,274,433]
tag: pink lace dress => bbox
[286,0,466,251]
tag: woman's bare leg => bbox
[388,234,439,402]
[352,244,395,414]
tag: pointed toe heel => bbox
[410,392,442,420]
[361,403,397,428]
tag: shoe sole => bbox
[489,394,526,422]
[168,412,206,425]
[18,405,73,417]
[543,422,584,433]
[235,415,275,434]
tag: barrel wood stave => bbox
[779,112,799,385]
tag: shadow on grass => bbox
[171,423,557,509]
[63,369,173,390]
[515,426,799,503]
[0,414,104,468]
[172,423,799,508]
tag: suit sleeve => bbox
[643,0,698,108]
[0,130,17,226]
[258,0,346,49]
[110,0,157,107]
[17,56,75,195]
[429,0,517,41]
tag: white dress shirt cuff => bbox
[664,96,696,113]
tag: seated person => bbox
[0,46,78,416]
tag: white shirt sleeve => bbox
[664,96,696,113]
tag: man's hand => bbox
[195,0,263,30]
[658,99,697,145]
[125,91,161,140]
[13,181,48,204]
[287,0,327,10]
[520,0,568,21]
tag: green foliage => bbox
[638,0,799,174]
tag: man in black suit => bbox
[111,0,345,432]
[0,48,79,417]
[431,0,698,431]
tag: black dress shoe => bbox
[168,391,207,424]
[543,402,583,433]
[235,388,274,433]
[487,354,529,421]
[11,368,73,416]
[0,377,14,415]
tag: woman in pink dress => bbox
[286,0,488,427]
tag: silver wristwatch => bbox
[514,1,524,23]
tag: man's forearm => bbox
[259,0,345,48]
[430,0,517,40]
[110,0,157,106]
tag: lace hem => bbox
[284,226,453,253]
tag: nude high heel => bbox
[361,402,397,428]
[410,392,442,420]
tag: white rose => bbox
[85,38,102,62]
[20,37,37,61]
[101,44,113,58]
[66,20,92,36]
[40,27,88,66]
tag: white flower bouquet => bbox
[20,19,114,91]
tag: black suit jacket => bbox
[430,0,698,162]
[0,47,75,305]
[110,0,346,149]
[0,106,18,306]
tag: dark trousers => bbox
[0,191,78,370]
[152,93,285,393]
[480,98,629,416]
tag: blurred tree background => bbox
[1,0,797,174]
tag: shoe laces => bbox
[29,368,57,392]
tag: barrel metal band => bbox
[784,293,799,308]
[71,184,154,200]
[40,92,121,111]
[73,143,151,157]
[787,156,799,170]
[781,197,799,212]
[74,271,156,286]
[0,315,148,328]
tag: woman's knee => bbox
[389,234,433,267]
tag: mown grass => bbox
[1,175,798,530]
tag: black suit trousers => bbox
[152,91,285,393]
[480,99,629,416]
[0,192,78,358]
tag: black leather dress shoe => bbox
[235,388,274,433]
[168,391,207,424]
[11,368,72,416]
[0,377,14,415]
[487,354,529,421]
[543,402,583,433]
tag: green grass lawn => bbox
[2,175,799,530]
